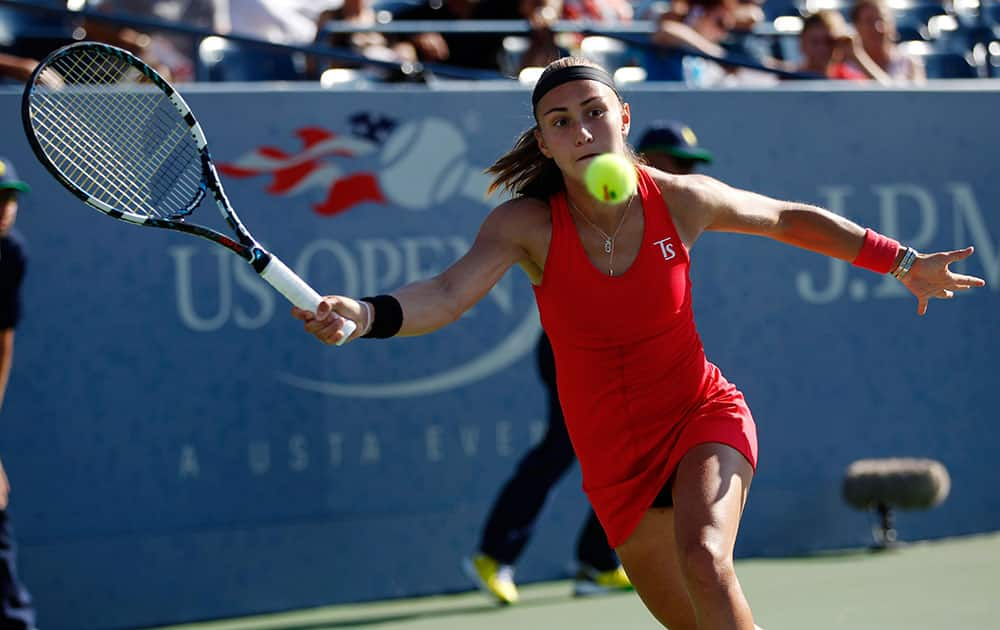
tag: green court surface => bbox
[152,532,1000,630]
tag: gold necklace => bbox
[567,195,633,276]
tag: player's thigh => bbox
[671,443,754,568]
[616,507,698,630]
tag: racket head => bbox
[21,42,209,226]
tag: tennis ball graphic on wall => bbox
[379,118,470,209]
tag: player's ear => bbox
[620,102,631,136]
[533,127,552,159]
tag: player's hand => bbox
[900,246,986,316]
[292,296,367,345]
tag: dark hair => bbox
[801,10,848,38]
[486,57,636,200]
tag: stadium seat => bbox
[197,36,302,82]
[899,39,983,77]
[891,0,949,25]
[372,0,423,11]
[499,36,529,79]
[320,67,371,89]
[763,0,803,21]
[579,35,639,72]
[895,15,931,41]
[988,2,1000,25]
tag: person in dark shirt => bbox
[0,157,36,630]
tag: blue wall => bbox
[1,82,998,629]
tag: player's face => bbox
[533,79,631,184]
[0,191,17,236]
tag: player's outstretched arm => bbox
[293,199,534,345]
[663,173,986,315]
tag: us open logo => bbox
[218,113,541,399]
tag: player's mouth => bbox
[577,152,601,162]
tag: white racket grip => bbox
[259,255,357,346]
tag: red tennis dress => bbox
[532,167,758,548]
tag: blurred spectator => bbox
[850,0,926,83]
[311,0,418,80]
[0,53,37,84]
[730,0,766,32]
[559,0,635,71]
[662,0,762,31]
[492,0,569,75]
[84,0,215,81]
[791,10,891,83]
[217,0,338,45]
[561,0,633,22]
[646,0,777,84]
[507,0,567,72]
[391,0,502,70]
[650,0,732,68]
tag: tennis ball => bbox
[585,153,637,203]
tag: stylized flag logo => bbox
[219,114,493,217]
[219,125,384,217]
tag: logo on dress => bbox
[653,237,677,262]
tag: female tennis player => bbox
[293,57,985,629]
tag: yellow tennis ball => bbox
[585,153,637,203]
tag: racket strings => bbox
[32,52,159,208]
[28,48,203,219]
[56,51,199,216]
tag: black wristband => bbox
[360,294,403,339]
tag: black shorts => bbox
[650,472,676,508]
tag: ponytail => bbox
[486,127,563,200]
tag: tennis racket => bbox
[21,41,355,344]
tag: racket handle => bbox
[259,255,357,346]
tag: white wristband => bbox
[360,299,374,337]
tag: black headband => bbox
[531,66,618,112]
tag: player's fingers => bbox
[309,318,347,344]
[946,246,974,262]
[327,318,353,345]
[316,298,334,320]
[306,314,340,334]
[937,289,955,299]
[290,306,314,321]
[951,273,986,287]
[917,297,928,316]
[333,319,356,346]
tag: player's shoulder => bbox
[483,196,551,232]
[643,166,723,203]
[641,165,709,193]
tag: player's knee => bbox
[678,539,735,594]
